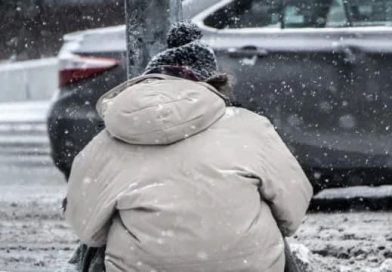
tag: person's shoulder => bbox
[225,107,273,128]
[87,129,113,149]
[73,130,113,163]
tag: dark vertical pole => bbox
[125,0,182,79]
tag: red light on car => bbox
[59,55,119,87]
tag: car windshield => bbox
[204,0,392,29]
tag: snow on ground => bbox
[291,212,392,272]
[0,165,76,272]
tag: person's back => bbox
[65,74,313,272]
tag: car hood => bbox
[97,74,226,145]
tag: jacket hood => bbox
[97,74,226,145]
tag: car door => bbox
[335,0,392,170]
[194,0,356,171]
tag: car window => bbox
[283,0,346,28]
[204,0,392,30]
[204,0,282,29]
[204,0,341,29]
[346,0,392,26]
[325,0,348,27]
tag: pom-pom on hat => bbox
[145,21,218,81]
[167,21,203,48]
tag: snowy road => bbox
[0,102,391,272]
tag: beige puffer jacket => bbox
[65,74,313,272]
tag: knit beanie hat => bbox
[144,21,218,81]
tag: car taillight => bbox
[59,54,119,87]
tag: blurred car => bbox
[48,0,392,191]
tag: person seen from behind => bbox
[65,22,313,272]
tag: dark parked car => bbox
[48,0,392,191]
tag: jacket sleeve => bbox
[254,116,313,236]
[65,147,118,247]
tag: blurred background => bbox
[0,0,123,61]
